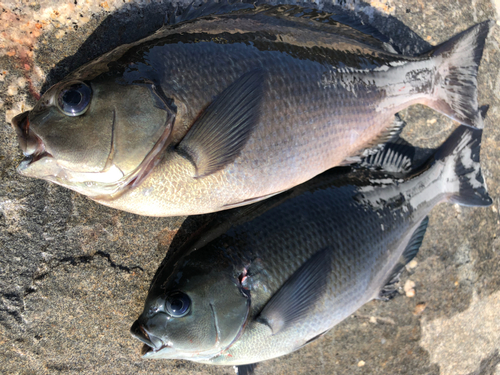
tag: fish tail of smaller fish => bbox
[426,20,493,129]
[434,120,492,207]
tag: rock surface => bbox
[1,0,499,374]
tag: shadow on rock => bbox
[39,0,432,94]
[467,350,500,375]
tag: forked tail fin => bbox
[434,121,492,207]
[427,20,493,128]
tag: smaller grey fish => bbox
[131,121,491,368]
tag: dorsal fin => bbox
[165,2,398,52]
[378,217,429,300]
[166,0,255,26]
[260,4,398,52]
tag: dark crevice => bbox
[23,287,36,297]
[33,271,49,281]
[2,292,21,299]
[0,289,26,320]
[58,251,144,272]
[58,254,93,265]
[46,363,84,372]
[94,251,144,272]
[1,307,24,324]
[19,251,143,301]
[467,350,500,375]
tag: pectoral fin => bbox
[177,69,265,178]
[257,247,332,335]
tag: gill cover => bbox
[14,77,175,196]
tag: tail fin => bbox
[434,121,492,207]
[427,21,493,128]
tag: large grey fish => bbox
[130,122,491,368]
[12,4,492,216]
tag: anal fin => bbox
[341,114,406,166]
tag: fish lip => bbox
[130,320,155,348]
[141,343,154,356]
[130,320,171,357]
[141,341,173,359]
[12,111,53,168]
[12,111,30,154]
[140,341,173,357]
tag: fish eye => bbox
[57,81,92,117]
[165,291,191,318]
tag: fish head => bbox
[12,77,175,198]
[131,252,250,361]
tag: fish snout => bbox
[130,319,167,353]
[12,111,29,153]
[12,111,46,158]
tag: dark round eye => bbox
[165,292,191,318]
[57,82,92,116]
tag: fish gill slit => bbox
[102,109,116,172]
[209,302,222,348]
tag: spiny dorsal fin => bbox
[378,217,429,300]
[177,68,264,178]
[257,247,332,335]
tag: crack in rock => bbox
[2,250,143,324]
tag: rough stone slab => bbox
[0,0,499,374]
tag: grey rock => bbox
[0,0,499,374]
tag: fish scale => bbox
[12,5,492,216]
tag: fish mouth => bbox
[130,320,171,358]
[12,111,53,168]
